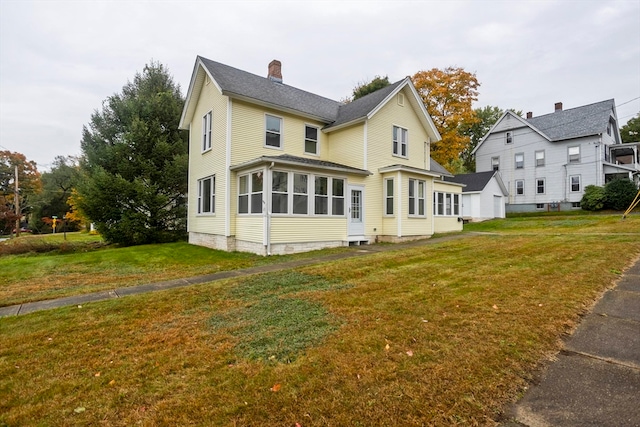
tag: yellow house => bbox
[179,57,463,255]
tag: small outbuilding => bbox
[446,171,508,222]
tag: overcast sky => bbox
[1,0,639,171]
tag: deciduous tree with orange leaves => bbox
[412,67,480,172]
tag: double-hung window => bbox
[384,178,394,215]
[491,157,500,171]
[393,126,408,157]
[433,192,459,216]
[202,111,212,151]
[314,177,328,215]
[537,178,545,194]
[515,153,524,169]
[265,114,282,148]
[506,131,513,144]
[304,125,319,155]
[238,171,264,214]
[197,175,215,214]
[535,150,545,167]
[293,173,308,214]
[408,179,425,216]
[271,171,288,214]
[568,146,580,163]
[332,179,345,215]
[515,180,524,195]
[570,175,581,192]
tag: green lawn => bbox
[0,233,350,307]
[1,215,639,425]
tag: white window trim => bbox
[536,178,545,195]
[568,146,581,163]
[515,152,524,169]
[515,179,525,196]
[570,175,581,192]
[433,192,460,216]
[238,170,265,215]
[265,114,283,150]
[408,178,426,217]
[264,171,345,217]
[202,111,212,152]
[535,150,545,167]
[304,124,320,156]
[491,156,500,171]
[505,131,513,144]
[384,177,394,216]
[197,175,215,215]
[393,125,408,158]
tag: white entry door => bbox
[348,185,365,237]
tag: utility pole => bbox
[15,165,20,238]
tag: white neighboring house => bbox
[446,171,508,221]
[473,100,639,213]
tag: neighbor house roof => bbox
[446,171,508,195]
[526,99,616,141]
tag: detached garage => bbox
[446,171,508,222]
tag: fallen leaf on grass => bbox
[270,383,281,392]
[73,407,85,414]
[384,343,390,351]
[94,372,101,377]
[108,379,116,386]
[492,304,498,310]
[406,350,413,357]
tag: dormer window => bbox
[398,93,405,106]
[506,131,513,144]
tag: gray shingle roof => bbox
[198,57,412,129]
[446,171,496,192]
[325,79,406,129]
[199,56,340,122]
[230,154,372,175]
[526,99,615,141]
[430,158,453,177]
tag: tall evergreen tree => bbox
[77,61,188,245]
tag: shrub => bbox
[604,178,638,211]
[581,185,606,211]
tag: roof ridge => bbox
[198,56,341,105]
[529,99,614,120]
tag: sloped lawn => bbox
[1,216,639,425]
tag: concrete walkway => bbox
[501,259,640,427]
[0,232,474,318]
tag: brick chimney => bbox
[526,111,533,119]
[554,102,563,112]
[268,60,282,83]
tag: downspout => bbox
[397,171,402,238]
[226,99,232,240]
[363,119,368,170]
[562,164,567,202]
[595,137,601,186]
[266,162,275,256]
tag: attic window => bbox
[398,93,405,106]
[505,131,513,144]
